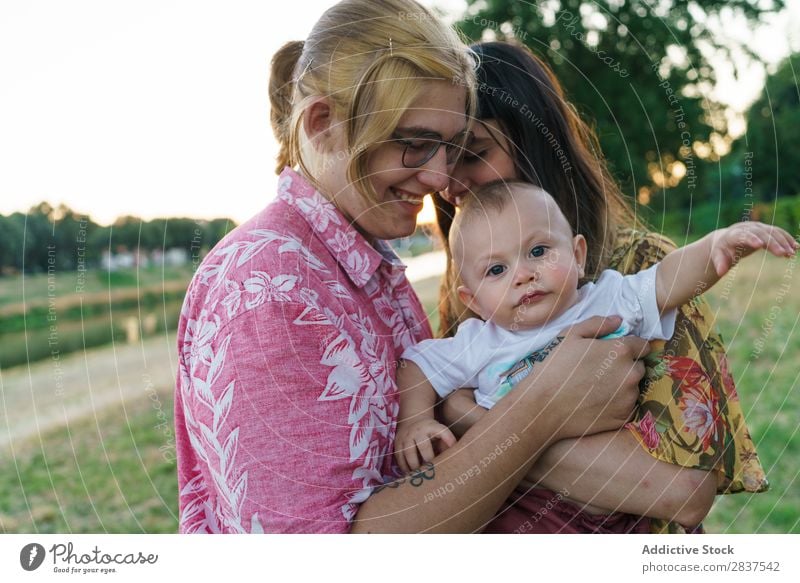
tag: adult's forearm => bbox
[352,385,560,533]
[528,430,717,526]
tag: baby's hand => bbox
[394,419,457,473]
[710,222,798,276]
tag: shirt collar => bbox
[277,166,395,288]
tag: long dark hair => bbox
[435,41,639,335]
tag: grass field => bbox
[0,253,797,533]
[0,389,178,533]
[702,253,799,533]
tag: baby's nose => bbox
[515,266,538,285]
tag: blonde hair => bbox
[269,0,476,202]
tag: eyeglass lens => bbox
[401,131,473,168]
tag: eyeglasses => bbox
[390,129,474,168]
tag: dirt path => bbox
[0,334,178,452]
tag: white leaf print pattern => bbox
[220,280,243,318]
[277,174,293,198]
[349,421,371,462]
[243,272,298,309]
[293,306,332,326]
[295,195,342,232]
[325,280,353,300]
[277,238,329,272]
[326,229,356,254]
[345,251,371,285]
[181,330,249,533]
[318,333,365,401]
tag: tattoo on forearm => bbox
[373,462,436,493]
[408,462,436,486]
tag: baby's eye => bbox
[486,264,505,277]
[529,245,548,258]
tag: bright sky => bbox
[0,0,796,226]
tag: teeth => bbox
[394,189,424,204]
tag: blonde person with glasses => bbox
[174,1,650,533]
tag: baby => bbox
[395,180,798,472]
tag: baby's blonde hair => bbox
[449,180,575,279]
[269,0,476,203]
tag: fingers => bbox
[396,422,457,473]
[730,222,799,258]
[615,335,652,360]
[434,426,457,450]
[565,315,623,339]
[403,443,420,473]
[416,436,436,465]
[395,447,409,474]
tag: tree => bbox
[741,52,800,199]
[457,0,783,211]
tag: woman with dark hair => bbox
[436,41,767,533]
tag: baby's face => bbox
[455,186,587,331]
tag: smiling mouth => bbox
[391,188,426,206]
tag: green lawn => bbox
[703,253,799,533]
[0,389,178,533]
[0,253,796,533]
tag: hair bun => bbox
[270,40,306,173]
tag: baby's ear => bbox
[573,234,588,278]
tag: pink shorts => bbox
[483,488,651,534]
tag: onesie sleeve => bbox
[401,318,486,398]
[618,263,677,340]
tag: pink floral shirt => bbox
[174,168,432,533]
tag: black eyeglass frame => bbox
[389,129,475,169]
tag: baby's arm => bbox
[656,221,798,312]
[441,389,488,438]
[395,360,456,473]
